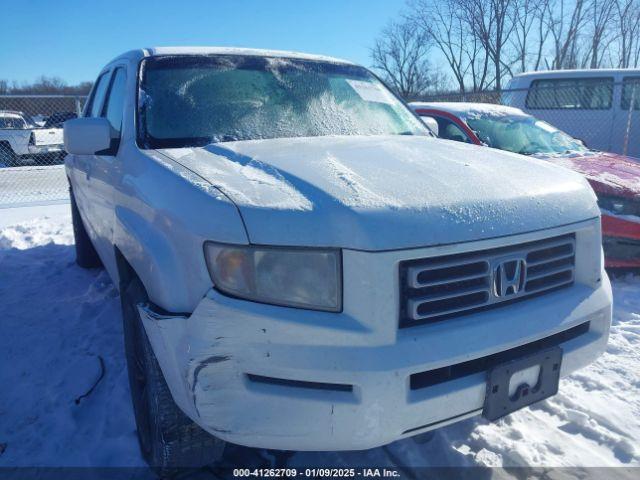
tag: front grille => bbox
[399,234,576,328]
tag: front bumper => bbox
[18,146,65,165]
[27,145,63,155]
[139,221,612,451]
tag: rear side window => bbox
[525,78,614,110]
[435,117,471,143]
[621,77,640,111]
[85,72,111,118]
[102,68,127,137]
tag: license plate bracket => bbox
[483,346,563,421]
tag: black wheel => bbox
[0,143,17,167]
[70,187,103,268]
[121,276,225,476]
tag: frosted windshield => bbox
[137,55,428,148]
[466,114,587,155]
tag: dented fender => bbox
[138,300,247,432]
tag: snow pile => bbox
[0,210,638,469]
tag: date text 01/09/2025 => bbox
[232,468,401,477]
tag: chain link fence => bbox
[413,80,640,159]
[0,95,86,207]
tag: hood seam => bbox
[154,149,253,243]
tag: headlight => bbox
[204,242,342,312]
[597,195,640,217]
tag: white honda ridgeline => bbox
[63,47,612,472]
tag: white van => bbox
[504,69,640,158]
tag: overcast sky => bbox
[2,0,404,85]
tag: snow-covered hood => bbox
[159,136,599,250]
[534,151,640,200]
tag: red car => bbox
[410,102,640,269]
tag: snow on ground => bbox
[0,207,639,473]
[0,165,68,207]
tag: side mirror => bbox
[64,117,113,155]
[420,116,439,137]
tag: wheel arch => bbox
[113,205,201,313]
[0,140,16,156]
[114,245,141,292]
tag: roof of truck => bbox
[512,68,640,78]
[0,110,25,118]
[108,47,355,66]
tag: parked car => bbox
[0,110,65,166]
[410,102,640,269]
[504,69,640,158]
[64,47,611,473]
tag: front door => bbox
[86,66,127,279]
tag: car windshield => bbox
[0,116,27,129]
[137,55,428,148]
[465,114,587,155]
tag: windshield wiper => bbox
[209,134,242,144]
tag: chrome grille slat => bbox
[410,300,491,321]
[525,273,574,294]
[526,251,574,267]
[410,271,490,288]
[526,237,576,252]
[409,285,490,305]
[399,234,576,328]
[408,261,489,288]
[526,262,574,281]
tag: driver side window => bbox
[435,117,471,143]
[102,68,127,139]
[85,73,110,118]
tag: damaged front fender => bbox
[137,303,238,430]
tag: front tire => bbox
[121,277,225,476]
[70,187,102,268]
[0,143,17,167]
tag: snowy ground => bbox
[0,206,639,474]
[0,165,68,207]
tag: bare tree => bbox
[614,0,640,68]
[382,0,636,95]
[409,0,485,92]
[510,0,553,72]
[583,0,616,68]
[458,0,517,89]
[547,0,589,69]
[371,20,437,97]
[511,0,537,72]
[6,76,92,95]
